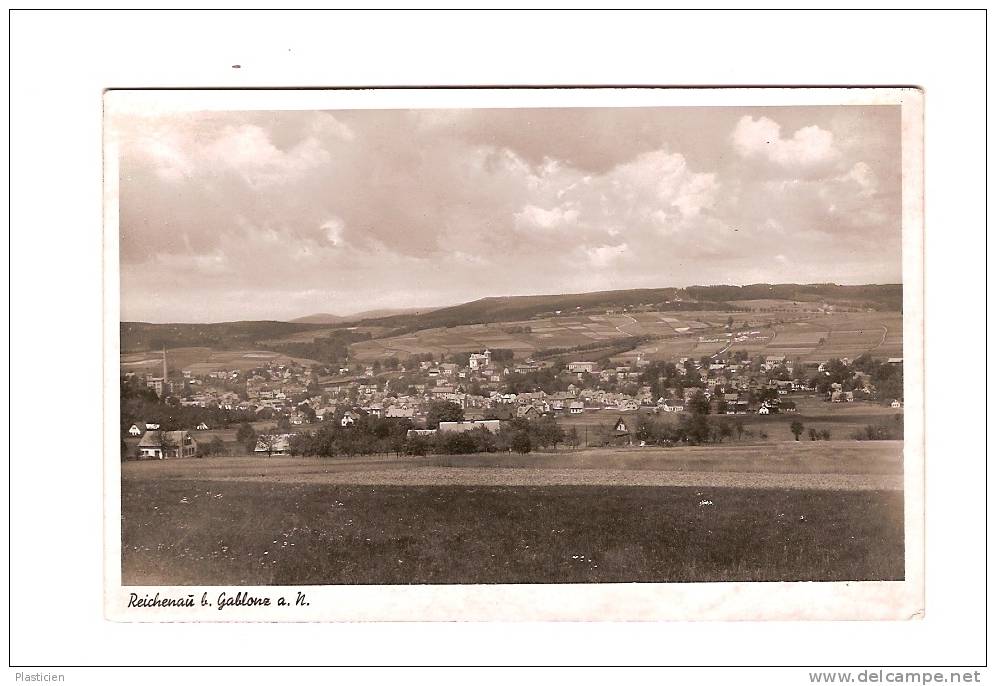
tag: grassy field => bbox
[121,480,904,585]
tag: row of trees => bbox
[231,408,571,458]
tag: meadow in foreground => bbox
[122,480,904,585]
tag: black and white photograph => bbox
[105,88,922,614]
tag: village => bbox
[122,344,904,459]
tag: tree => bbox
[718,419,733,443]
[734,420,745,441]
[236,422,255,443]
[511,431,532,454]
[687,390,710,415]
[237,423,257,455]
[790,420,804,441]
[808,428,819,441]
[155,430,177,459]
[566,426,580,449]
[277,414,292,432]
[820,429,831,441]
[202,435,226,457]
[425,400,464,428]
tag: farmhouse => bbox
[568,401,584,415]
[137,430,198,459]
[610,417,633,446]
[254,434,294,456]
[128,424,143,436]
[659,398,685,413]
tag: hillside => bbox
[120,321,330,353]
[289,306,442,325]
[288,313,348,324]
[121,284,901,355]
[354,283,902,332]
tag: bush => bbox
[511,432,532,454]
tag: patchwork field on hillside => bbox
[346,309,902,364]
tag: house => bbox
[438,420,501,435]
[254,433,294,456]
[137,430,197,459]
[406,428,437,439]
[568,401,585,415]
[567,361,596,374]
[659,399,684,413]
[610,417,633,446]
[385,406,415,420]
[196,422,209,430]
[516,405,538,419]
[127,424,143,436]
[891,399,903,408]
[340,411,356,427]
[757,405,771,415]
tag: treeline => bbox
[851,415,904,441]
[120,320,326,352]
[630,413,747,446]
[269,329,372,365]
[685,283,902,311]
[261,414,569,458]
[534,335,655,361]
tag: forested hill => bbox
[120,321,328,353]
[354,283,903,332]
[121,283,901,352]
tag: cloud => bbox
[115,107,901,322]
[513,203,580,231]
[731,116,840,169]
[585,243,629,267]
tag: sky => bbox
[115,104,902,323]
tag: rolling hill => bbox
[352,283,902,332]
[121,284,901,355]
[289,306,442,325]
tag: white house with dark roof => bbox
[137,430,197,459]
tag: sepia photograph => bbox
[13,7,992,678]
[103,87,923,620]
